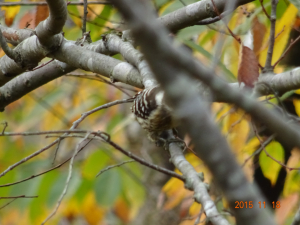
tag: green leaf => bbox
[75,178,93,203]
[181,40,236,81]
[88,5,113,41]
[29,170,59,222]
[119,168,145,207]
[94,169,121,206]
[81,150,110,179]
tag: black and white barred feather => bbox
[131,86,176,141]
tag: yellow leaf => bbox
[223,110,250,154]
[259,141,284,185]
[2,3,20,26]
[259,4,298,66]
[293,98,300,117]
[158,1,174,15]
[188,202,201,216]
[82,192,106,225]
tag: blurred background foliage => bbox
[0,0,300,224]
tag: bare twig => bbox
[82,0,88,34]
[273,35,300,68]
[0,99,133,178]
[66,73,133,97]
[52,98,133,162]
[28,93,70,127]
[263,0,278,73]
[210,0,241,44]
[41,133,92,225]
[242,135,274,167]
[0,199,16,210]
[225,112,246,138]
[263,145,300,170]
[251,123,300,170]
[179,0,186,6]
[197,10,231,25]
[0,129,184,182]
[32,59,54,71]
[0,1,112,6]
[88,6,122,24]
[96,160,135,177]
[275,25,285,39]
[97,133,185,181]
[259,0,271,20]
[0,138,89,188]
[0,139,59,179]
[68,11,114,31]
[72,98,134,128]
[0,195,38,199]
[1,122,7,135]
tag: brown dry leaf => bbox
[252,17,266,55]
[237,45,259,88]
[18,12,35,29]
[35,5,49,26]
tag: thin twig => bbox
[97,133,185,181]
[66,73,133,97]
[0,99,132,178]
[197,10,231,25]
[1,122,7,135]
[263,146,300,170]
[242,135,274,167]
[32,59,54,71]
[273,35,300,68]
[179,0,186,6]
[28,93,70,127]
[87,6,122,24]
[0,1,112,6]
[41,133,92,225]
[68,11,114,31]
[0,140,89,187]
[96,160,135,177]
[0,195,38,199]
[0,199,16,210]
[82,0,88,34]
[210,0,241,44]
[263,0,278,73]
[225,112,246,138]
[52,98,133,163]
[259,0,271,20]
[251,123,300,170]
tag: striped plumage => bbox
[132,86,176,141]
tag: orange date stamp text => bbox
[235,201,281,209]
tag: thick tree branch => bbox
[103,34,157,87]
[0,0,66,86]
[168,137,229,225]
[50,39,143,87]
[111,0,283,225]
[158,0,254,32]
[0,26,33,46]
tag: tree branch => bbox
[111,0,278,225]
[263,0,278,73]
